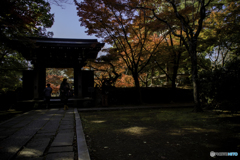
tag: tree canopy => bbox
[0,0,54,92]
[0,0,54,50]
[75,0,239,109]
[75,0,169,103]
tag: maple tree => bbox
[139,71,151,87]
[75,0,219,108]
[134,27,192,90]
[47,0,71,6]
[115,74,135,87]
[46,75,62,94]
[85,53,122,88]
[112,0,221,111]
[85,51,139,88]
[46,68,74,95]
[75,0,167,103]
[154,31,186,89]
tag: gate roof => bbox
[19,37,105,68]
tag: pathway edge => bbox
[74,108,91,160]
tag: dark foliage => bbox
[199,59,240,111]
[94,87,193,105]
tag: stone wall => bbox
[94,87,194,105]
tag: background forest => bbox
[76,0,240,111]
[0,0,239,111]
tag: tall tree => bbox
[85,53,122,87]
[47,0,71,6]
[154,31,186,90]
[118,0,217,111]
[74,0,165,103]
[200,1,240,68]
[0,0,54,91]
[0,0,54,52]
[0,50,28,92]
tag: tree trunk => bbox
[151,68,154,87]
[145,73,149,87]
[133,72,142,104]
[166,63,169,84]
[190,41,203,112]
[172,66,177,90]
[171,65,178,102]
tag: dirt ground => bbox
[79,108,240,160]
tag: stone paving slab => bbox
[14,109,66,160]
[16,135,52,158]
[36,131,56,136]
[0,108,89,160]
[39,116,63,133]
[60,121,73,125]
[46,152,74,160]
[51,132,74,147]
[0,128,20,139]
[0,112,42,128]
[58,128,74,132]
[0,110,36,127]
[62,115,73,118]
[16,148,44,159]
[9,111,47,128]
[25,135,52,149]
[0,110,51,160]
[0,121,23,128]
[62,116,74,120]
[15,157,43,160]
[61,119,74,122]
[48,146,73,153]
[59,124,74,130]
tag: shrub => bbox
[199,59,240,111]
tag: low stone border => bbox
[78,103,194,112]
[74,108,91,160]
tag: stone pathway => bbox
[0,103,194,160]
[0,108,90,160]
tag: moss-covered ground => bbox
[80,108,240,160]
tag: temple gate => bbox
[19,37,104,100]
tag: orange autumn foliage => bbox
[46,75,63,94]
[115,74,135,87]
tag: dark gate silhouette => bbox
[19,37,104,100]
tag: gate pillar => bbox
[33,67,46,99]
[74,67,83,98]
